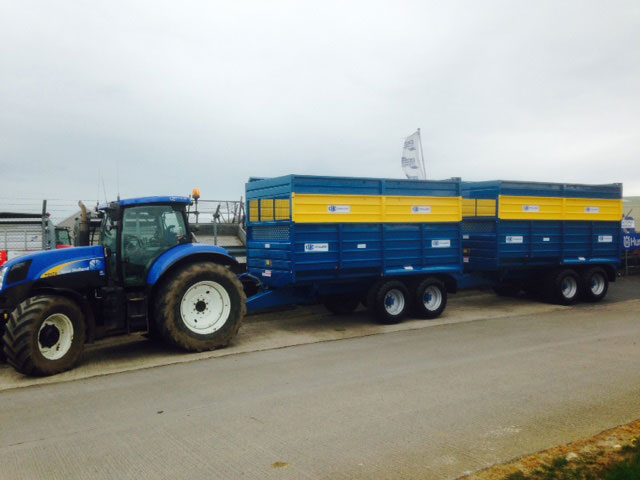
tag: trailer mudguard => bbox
[146,243,237,286]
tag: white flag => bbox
[401,130,425,180]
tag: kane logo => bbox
[304,243,329,252]
[327,205,350,214]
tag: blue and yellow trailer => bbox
[243,175,464,322]
[461,180,623,304]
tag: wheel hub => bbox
[423,286,442,311]
[590,274,605,295]
[561,276,577,298]
[383,289,405,316]
[180,281,231,334]
[37,313,74,361]
[39,324,60,348]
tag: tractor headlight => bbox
[0,267,7,292]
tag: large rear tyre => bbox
[367,280,409,324]
[581,267,609,302]
[322,295,360,315]
[412,277,447,319]
[2,296,85,376]
[154,263,246,352]
[545,269,580,305]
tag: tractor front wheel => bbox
[155,263,246,352]
[2,295,85,376]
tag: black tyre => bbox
[2,296,85,376]
[154,263,246,352]
[323,295,360,315]
[412,277,447,319]
[493,284,521,297]
[366,280,410,324]
[581,267,609,302]
[545,269,580,305]
[0,323,5,362]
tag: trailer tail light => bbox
[0,251,7,267]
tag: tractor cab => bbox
[97,196,192,287]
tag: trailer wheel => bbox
[546,269,580,305]
[323,295,360,315]
[412,277,447,319]
[367,280,409,324]
[2,296,85,376]
[155,262,246,352]
[581,267,608,302]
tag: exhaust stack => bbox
[75,201,90,246]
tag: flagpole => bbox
[417,128,427,179]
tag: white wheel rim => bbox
[384,289,405,316]
[423,286,442,311]
[561,276,578,299]
[180,281,231,335]
[38,313,74,361]
[590,273,605,295]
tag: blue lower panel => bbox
[463,219,620,271]
[247,222,462,288]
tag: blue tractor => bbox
[0,196,246,376]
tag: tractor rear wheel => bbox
[2,295,85,376]
[155,263,246,352]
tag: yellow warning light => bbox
[192,188,201,200]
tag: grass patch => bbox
[502,437,640,480]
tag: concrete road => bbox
[1,293,639,478]
[1,276,638,391]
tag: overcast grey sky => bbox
[1,0,639,210]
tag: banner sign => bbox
[622,216,639,251]
[623,233,640,250]
[401,130,425,180]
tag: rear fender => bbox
[146,244,237,286]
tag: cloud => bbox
[1,0,639,221]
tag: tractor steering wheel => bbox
[124,236,143,254]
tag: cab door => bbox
[120,205,187,286]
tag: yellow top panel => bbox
[274,199,291,220]
[248,200,259,222]
[498,195,622,221]
[292,193,462,223]
[260,199,274,221]
[462,199,497,217]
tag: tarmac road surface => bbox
[0,279,639,479]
